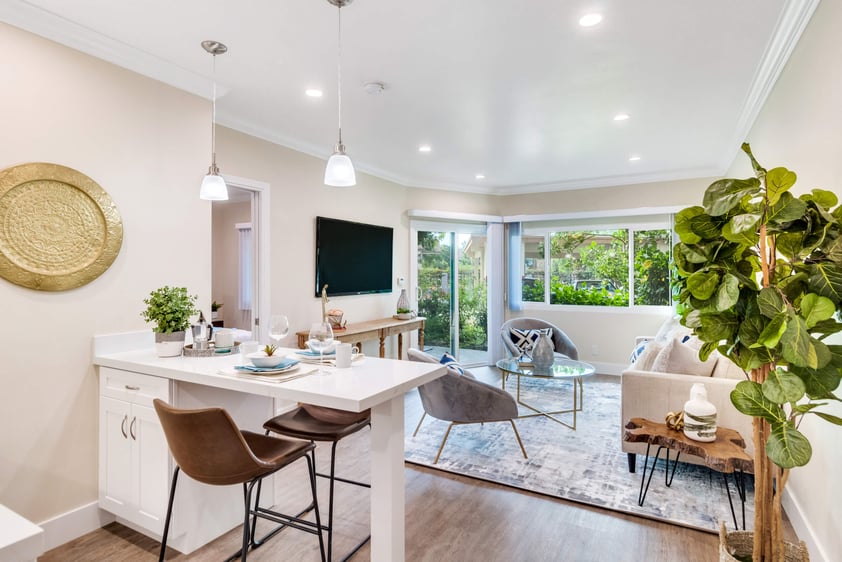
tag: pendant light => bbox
[324,0,356,187]
[199,40,229,201]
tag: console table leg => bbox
[418,325,424,350]
[398,334,404,360]
[379,336,386,358]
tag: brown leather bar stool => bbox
[263,405,371,562]
[153,399,326,562]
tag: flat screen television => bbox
[315,216,394,297]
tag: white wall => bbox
[727,1,842,559]
[0,24,210,524]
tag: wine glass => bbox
[269,315,290,347]
[307,321,335,374]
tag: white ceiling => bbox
[1,0,819,195]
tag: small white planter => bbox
[154,331,185,357]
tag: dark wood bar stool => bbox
[263,405,371,562]
[153,399,326,562]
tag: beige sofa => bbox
[620,322,753,473]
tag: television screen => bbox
[315,216,394,297]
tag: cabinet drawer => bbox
[100,367,170,406]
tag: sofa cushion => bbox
[632,340,664,371]
[509,327,553,355]
[300,404,371,425]
[651,336,718,377]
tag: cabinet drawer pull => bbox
[124,385,140,391]
[130,417,137,440]
[121,415,128,439]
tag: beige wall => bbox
[211,200,251,330]
[730,1,842,559]
[0,24,211,522]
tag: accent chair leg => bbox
[412,412,427,437]
[509,420,528,459]
[434,423,455,464]
[158,466,179,562]
[627,453,637,473]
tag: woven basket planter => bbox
[719,522,809,562]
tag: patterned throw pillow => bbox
[439,352,465,375]
[509,327,554,356]
[629,339,650,364]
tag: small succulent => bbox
[263,344,278,357]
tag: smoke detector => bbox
[364,81,386,94]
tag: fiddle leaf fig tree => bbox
[674,144,842,561]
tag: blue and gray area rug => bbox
[404,375,754,533]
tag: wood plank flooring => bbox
[40,368,791,562]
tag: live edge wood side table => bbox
[296,316,425,359]
[623,417,754,530]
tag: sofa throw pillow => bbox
[632,340,664,371]
[440,352,465,375]
[509,327,554,356]
[629,339,651,364]
[651,336,718,377]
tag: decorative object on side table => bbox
[530,332,555,372]
[674,144,840,561]
[211,300,223,320]
[683,383,717,442]
[665,410,685,431]
[0,162,123,291]
[140,286,199,357]
[327,309,346,330]
[396,287,412,320]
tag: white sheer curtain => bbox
[236,223,253,311]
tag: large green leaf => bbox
[776,231,808,260]
[813,411,842,425]
[765,167,797,206]
[791,364,842,400]
[695,312,739,342]
[687,270,720,300]
[766,422,812,468]
[763,368,805,403]
[781,315,817,368]
[754,312,787,349]
[822,236,842,265]
[810,318,842,338]
[767,192,808,226]
[808,188,838,209]
[675,206,705,244]
[714,274,740,311]
[731,380,786,421]
[722,214,760,244]
[757,287,786,319]
[800,293,835,328]
[808,263,842,304]
[690,214,724,240]
[703,177,760,217]
[678,244,708,264]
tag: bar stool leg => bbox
[158,466,180,562]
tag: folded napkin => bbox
[235,358,299,372]
[296,349,336,357]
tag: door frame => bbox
[224,175,270,343]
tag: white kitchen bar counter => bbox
[92,332,445,561]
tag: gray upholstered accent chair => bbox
[500,317,579,360]
[407,348,527,463]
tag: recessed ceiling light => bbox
[475,174,485,180]
[579,13,603,27]
[628,155,641,162]
[305,89,323,97]
[418,145,432,153]
[613,113,630,121]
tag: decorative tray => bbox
[183,341,241,358]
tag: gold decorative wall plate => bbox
[0,163,123,291]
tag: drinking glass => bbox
[307,321,335,374]
[269,314,290,347]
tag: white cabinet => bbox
[98,368,170,536]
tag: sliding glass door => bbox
[415,223,488,366]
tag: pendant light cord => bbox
[337,4,343,146]
[211,53,218,170]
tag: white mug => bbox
[214,328,235,349]
[334,343,360,368]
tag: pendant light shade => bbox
[200,40,229,201]
[324,143,356,186]
[324,0,356,187]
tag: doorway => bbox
[413,222,489,366]
[211,177,270,343]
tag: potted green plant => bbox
[673,144,842,561]
[211,300,223,320]
[141,286,199,357]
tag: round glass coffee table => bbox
[496,357,595,430]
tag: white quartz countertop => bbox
[93,344,445,412]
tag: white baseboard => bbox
[783,488,828,562]
[37,502,114,552]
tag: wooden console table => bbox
[296,316,425,359]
